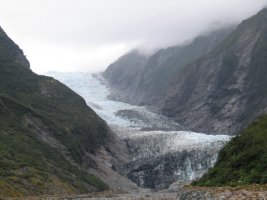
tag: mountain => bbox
[103,50,148,99]
[0,27,128,196]
[46,72,231,191]
[193,114,267,186]
[104,8,267,135]
[161,8,267,135]
[103,28,233,106]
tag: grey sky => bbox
[0,0,266,74]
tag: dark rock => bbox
[103,9,267,135]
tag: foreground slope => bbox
[0,27,114,196]
[194,114,267,186]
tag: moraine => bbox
[46,72,230,190]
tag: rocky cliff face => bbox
[162,8,267,135]
[104,9,267,135]
[103,50,148,96]
[103,28,232,106]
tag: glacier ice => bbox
[46,71,231,189]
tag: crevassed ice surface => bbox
[46,72,230,145]
[47,71,231,189]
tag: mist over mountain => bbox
[103,27,234,106]
[1,0,266,73]
[104,8,267,136]
[2,1,267,199]
[103,8,267,194]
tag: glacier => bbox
[46,72,231,190]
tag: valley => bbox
[47,72,230,191]
[1,4,267,199]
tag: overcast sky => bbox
[0,0,266,74]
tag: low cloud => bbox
[0,0,266,73]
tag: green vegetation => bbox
[193,114,267,186]
[0,27,109,196]
[0,96,107,196]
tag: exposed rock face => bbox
[103,28,233,106]
[104,9,267,135]
[103,50,148,102]
[162,8,267,135]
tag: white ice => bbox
[46,71,231,147]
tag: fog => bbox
[0,0,266,73]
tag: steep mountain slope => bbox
[103,28,232,105]
[193,114,267,186]
[103,50,148,97]
[104,8,267,136]
[0,27,123,196]
[162,8,267,135]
